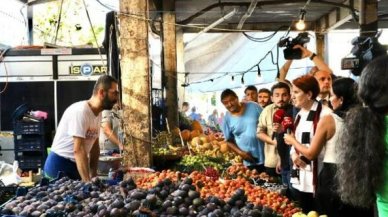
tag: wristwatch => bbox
[310,53,317,61]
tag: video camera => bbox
[341,33,387,76]
[278,32,310,60]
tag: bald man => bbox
[278,45,333,105]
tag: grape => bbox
[203,167,220,181]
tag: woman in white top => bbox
[284,77,372,216]
[283,75,332,213]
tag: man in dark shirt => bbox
[179,102,192,130]
[258,82,293,187]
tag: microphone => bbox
[272,109,286,140]
[282,116,294,134]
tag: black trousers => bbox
[289,185,315,213]
[248,164,265,173]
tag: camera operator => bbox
[278,45,333,107]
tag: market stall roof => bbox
[14,0,388,92]
[160,0,388,32]
[19,0,388,32]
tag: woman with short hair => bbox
[286,75,332,212]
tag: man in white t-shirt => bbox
[44,75,119,181]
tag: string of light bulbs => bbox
[295,0,312,31]
[181,65,314,87]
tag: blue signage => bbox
[80,63,93,76]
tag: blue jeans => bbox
[44,151,81,180]
[281,169,291,188]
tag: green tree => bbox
[33,1,105,46]
[211,93,217,106]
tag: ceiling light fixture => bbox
[295,9,306,30]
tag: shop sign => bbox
[70,64,107,76]
[41,48,72,55]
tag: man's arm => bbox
[294,45,333,74]
[101,121,123,150]
[73,136,91,182]
[89,139,100,178]
[258,131,276,145]
[257,108,276,145]
[277,59,293,82]
[284,115,334,160]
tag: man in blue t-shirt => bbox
[189,106,201,121]
[220,89,264,171]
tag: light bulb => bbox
[296,9,306,30]
[296,20,305,30]
[230,76,236,85]
[256,75,263,83]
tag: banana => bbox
[168,145,180,151]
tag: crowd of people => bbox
[179,101,225,132]
[42,47,388,216]
[219,46,388,217]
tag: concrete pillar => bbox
[176,28,186,110]
[119,0,152,167]
[162,0,178,130]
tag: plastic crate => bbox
[14,135,45,152]
[15,155,45,170]
[13,121,45,135]
[0,186,17,205]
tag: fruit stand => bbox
[0,128,306,217]
[1,170,299,217]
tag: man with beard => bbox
[258,88,272,108]
[44,75,119,181]
[258,82,292,185]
